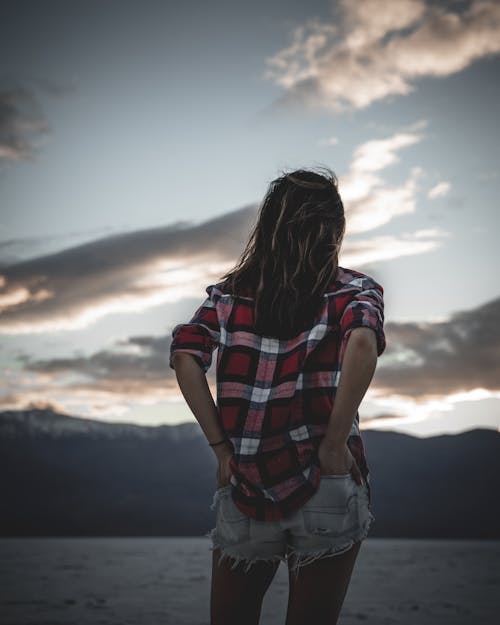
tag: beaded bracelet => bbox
[208,436,230,447]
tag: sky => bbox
[1,0,499,438]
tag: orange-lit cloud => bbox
[0,207,256,334]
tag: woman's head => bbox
[219,166,345,338]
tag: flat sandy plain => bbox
[1,537,499,624]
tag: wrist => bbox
[213,440,233,458]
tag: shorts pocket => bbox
[217,490,250,544]
[302,477,359,536]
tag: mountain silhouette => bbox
[1,408,499,538]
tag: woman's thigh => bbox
[207,485,286,624]
[282,474,373,624]
[210,546,281,625]
[285,539,362,625]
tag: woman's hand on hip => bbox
[318,439,364,486]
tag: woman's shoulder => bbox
[207,280,255,300]
[325,265,383,295]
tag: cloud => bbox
[3,292,499,420]
[1,332,191,418]
[264,0,500,113]
[340,229,448,266]
[375,295,500,399]
[0,86,49,162]
[338,121,430,233]
[0,207,257,334]
[0,124,447,334]
[349,132,423,173]
[427,181,451,198]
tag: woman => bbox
[170,167,386,625]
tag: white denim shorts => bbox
[206,473,375,578]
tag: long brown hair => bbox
[218,166,346,339]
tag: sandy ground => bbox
[1,537,499,624]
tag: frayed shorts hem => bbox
[285,510,374,578]
[206,478,375,577]
[205,527,288,574]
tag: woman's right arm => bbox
[318,327,379,482]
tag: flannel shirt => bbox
[169,266,386,522]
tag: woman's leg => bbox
[284,539,362,625]
[210,547,281,625]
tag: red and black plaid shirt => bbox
[169,266,386,521]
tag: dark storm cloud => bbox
[0,86,49,161]
[0,204,257,333]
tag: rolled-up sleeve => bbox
[169,285,220,373]
[339,278,386,357]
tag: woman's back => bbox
[169,264,386,521]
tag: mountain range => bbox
[1,408,499,538]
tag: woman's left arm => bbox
[172,352,233,461]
